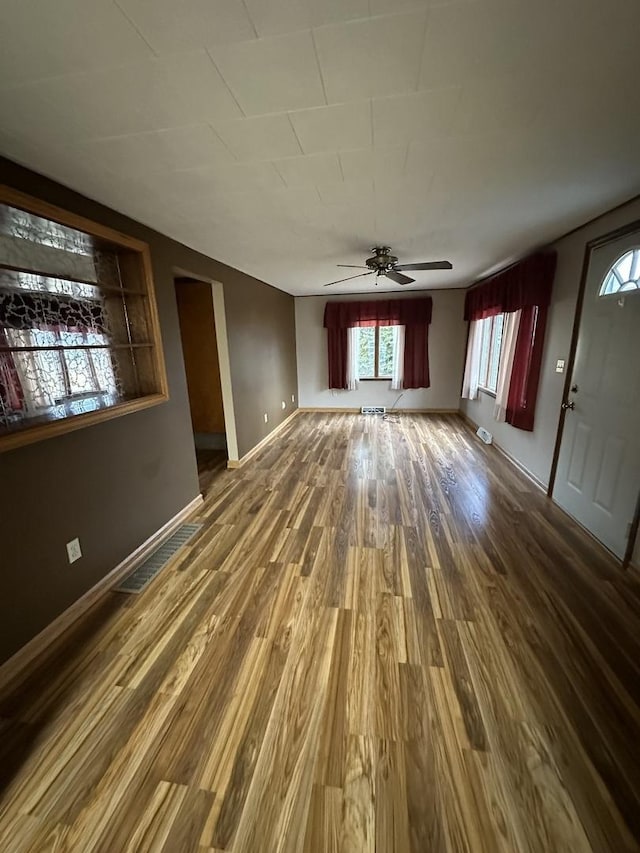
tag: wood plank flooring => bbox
[1,412,639,852]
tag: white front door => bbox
[553,230,640,559]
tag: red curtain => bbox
[403,324,430,389]
[506,305,547,431]
[463,251,556,432]
[326,327,348,390]
[323,297,432,390]
[464,252,556,321]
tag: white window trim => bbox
[353,325,402,383]
[477,314,504,396]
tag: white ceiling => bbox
[1,0,639,295]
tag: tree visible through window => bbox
[357,326,396,379]
[478,314,504,394]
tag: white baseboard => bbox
[297,407,360,413]
[227,409,299,469]
[491,439,546,492]
[0,493,204,692]
[458,411,546,492]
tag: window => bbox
[600,248,640,296]
[357,326,396,379]
[0,186,168,452]
[477,313,504,394]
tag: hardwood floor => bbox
[196,448,228,497]
[1,412,639,852]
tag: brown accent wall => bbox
[175,279,225,435]
[0,156,298,666]
[223,271,297,458]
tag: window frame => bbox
[357,325,395,380]
[477,313,504,397]
[599,246,640,297]
[0,185,169,454]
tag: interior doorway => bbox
[174,276,230,491]
[551,225,640,565]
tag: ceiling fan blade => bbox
[395,261,453,271]
[323,272,374,287]
[336,264,369,269]
[384,270,414,286]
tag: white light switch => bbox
[66,537,82,564]
[555,359,565,374]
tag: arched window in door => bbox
[599,248,640,295]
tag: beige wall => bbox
[0,156,297,665]
[461,196,640,488]
[295,289,467,410]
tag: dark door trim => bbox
[623,492,640,570]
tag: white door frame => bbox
[173,268,239,464]
[548,219,640,568]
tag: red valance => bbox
[464,251,557,321]
[324,297,432,329]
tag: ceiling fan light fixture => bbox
[323,246,452,287]
[365,246,398,272]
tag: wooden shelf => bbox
[0,183,169,453]
[0,343,153,353]
[0,263,145,296]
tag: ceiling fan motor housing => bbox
[366,247,399,274]
[324,246,451,286]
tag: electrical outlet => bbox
[264,412,268,423]
[291,394,295,403]
[66,537,82,564]
[281,400,286,410]
[555,359,565,374]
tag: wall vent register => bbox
[0,186,168,452]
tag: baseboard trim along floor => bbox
[0,494,204,691]
[227,408,299,469]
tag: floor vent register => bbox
[114,523,202,594]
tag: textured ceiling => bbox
[0,0,638,295]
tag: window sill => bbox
[478,386,497,399]
[358,377,393,382]
[0,392,168,454]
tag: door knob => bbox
[561,400,575,411]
